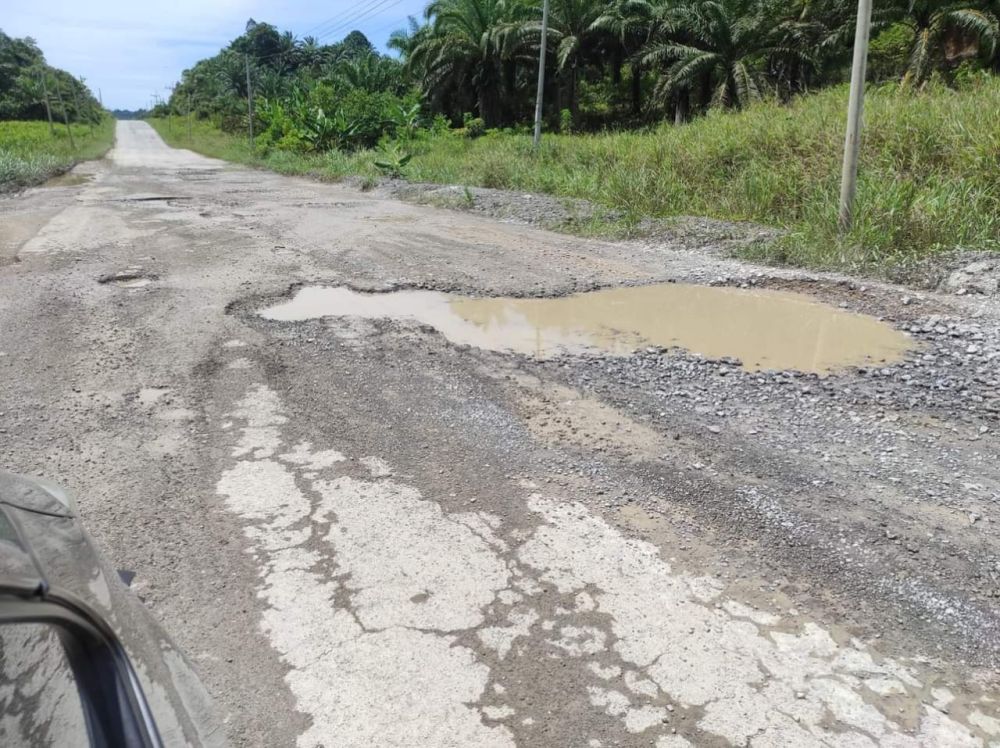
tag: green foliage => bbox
[0,119,115,190]
[0,30,103,123]
[559,108,573,134]
[462,114,486,138]
[255,86,419,153]
[870,23,915,82]
[404,81,1000,273]
[373,144,413,177]
[167,1,1000,140]
[899,2,1000,87]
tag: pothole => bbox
[116,195,191,202]
[258,284,917,375]
[98,271,157,288]
[137,387,170,406]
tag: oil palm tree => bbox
[642,0,804,115]
[539,0,606,117]
[410,0,526,127]
[899,0,999,85]
[592,0,658,114]
[389,17,426,61]
[765,0,857,98]
[331,52,406,94]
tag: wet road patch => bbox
[259,284,916,375]
[41,172,93,187]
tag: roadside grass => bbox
[0,119,116,191]
[147,117,372,181]
[150,79,1000,275]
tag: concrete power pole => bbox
[245,54,255,147]
[838,0,873,233]
[532,0,551,151]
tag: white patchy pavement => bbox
[216,382,999,747]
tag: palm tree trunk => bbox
[700,72,712,112]
[478,86,502,128]
[571,66,580,119]
[503,60,517,124]
[631,62,642,115]
[674,90,687,125]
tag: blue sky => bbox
[3,1,428,110]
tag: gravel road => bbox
[1,121,998,747]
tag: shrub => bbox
[463,117,486,139]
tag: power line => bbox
[306,0,390,38]
[228,0,411,69]
[315,0,408,43]
[366,13,416,42]
[301,0,385,38]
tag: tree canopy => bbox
[0,30,102,123]
[162,0,1000,147]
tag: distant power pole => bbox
[38,72,55,136]
[73,79,93,136]
[532,0,551,151]
[838,0,873,233]
[187,93,193,140]
[245,54,255,147]
[164,85,176,135]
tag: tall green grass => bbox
[148,117,371,180]
[0,119,115,190]
[151,79,1000,274]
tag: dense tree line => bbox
[0,30,103,124]
[164,1,999,149]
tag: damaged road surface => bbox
[1,121,999,747]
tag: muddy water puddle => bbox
[260,284,915,374]
[42,172,93,187]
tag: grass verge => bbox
[0,119,116,191]
[150,79,1000,276]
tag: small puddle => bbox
[42,172,93,187]
[259,284,915,374]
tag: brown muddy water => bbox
[41,172,93,187]
[260,284,916,374]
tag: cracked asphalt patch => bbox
[1,121,998,746]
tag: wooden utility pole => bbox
[53,83,76,150]
[187,93,193,140]
[38,71,55,136]
[838,0,873,233]
[245,54,254,147]
[165,85,176,135]
[532,0,551,151]
[73,79,93,136]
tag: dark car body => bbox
[0,472,224,746]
